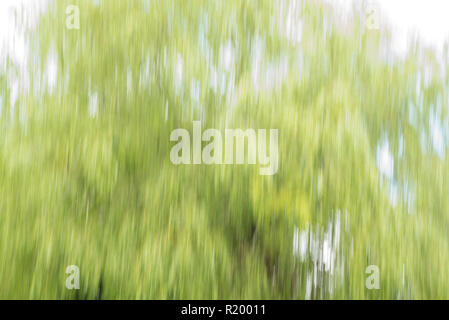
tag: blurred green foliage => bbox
[0,0,449,299]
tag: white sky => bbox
[0,0,48,69]
[330,0,449,55]
[378,0,449,57]
[379,0,449,45]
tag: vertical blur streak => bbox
[0,0,448,299]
